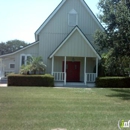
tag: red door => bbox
[63,61,80,82]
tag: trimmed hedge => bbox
[8,74,54,87]
[96,77,130,88]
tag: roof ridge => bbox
[35,0,66,40]
[35,0,104,41]
[49,26,101,59]
[0,41,39,58]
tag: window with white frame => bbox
[20,54,32,66]
[26,54,32,65]
[68,9,78,26]
[21,55,25,66]
[9,63,15,69]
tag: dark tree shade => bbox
[94,0,130,76]
[0,40,28,55]
[95,0,130,57]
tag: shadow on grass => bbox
[106,89,130,100]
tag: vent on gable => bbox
[68,9,78,26]
[10,63,15,69]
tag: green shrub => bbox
[8,74,54,87]
[5,72,15,77]
[96,77,130,88]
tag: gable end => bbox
[49,26,101,59]
[35,0,104,41]
[35,0,66,40]
[80,0,104,31]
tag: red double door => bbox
[63,61,80,82]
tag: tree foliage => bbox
[95,0,130,76]
[95,0,130,56]
[0,40,28,55]
[101,50,130,76]
[20,56,47,75]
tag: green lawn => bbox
[0,87,130,130]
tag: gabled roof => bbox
[35,0,104,40]
[80,0,104,30]
[49,26,101,59]
[0,41,39,58]
[35,0,66,40]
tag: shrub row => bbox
[96,77,130,88]
[8,74,54,87]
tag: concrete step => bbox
[54,82,95,88]
[66,82,85,86]
[55,82,64,87]
[0,77,7,83]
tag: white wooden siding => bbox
[15,43,39,73]
[38,0,102,73]
[86,58,96,73]
[55,30,97,57]
[2,44,39,74]
[2,57,15,72]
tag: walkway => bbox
[0,77,7,87]
[0,80,95,88]
[0,84,7,87]
[55,82,95,88]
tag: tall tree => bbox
[95,0,130,76]
[0,40,28,55]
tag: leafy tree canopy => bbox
[95,0,130,76]
[95,0,130,57]
[0,40,28,55]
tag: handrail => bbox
[53,72,65,81]
[86,73,96,83]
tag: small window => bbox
[10,64,15,69]
[69,14,77,26]
[27,55,32,64]
[21,55,25,66]
[20,54,32,67]
[68,9,78,26]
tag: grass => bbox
[0,87,130,130]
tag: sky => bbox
[0,0,100,43]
